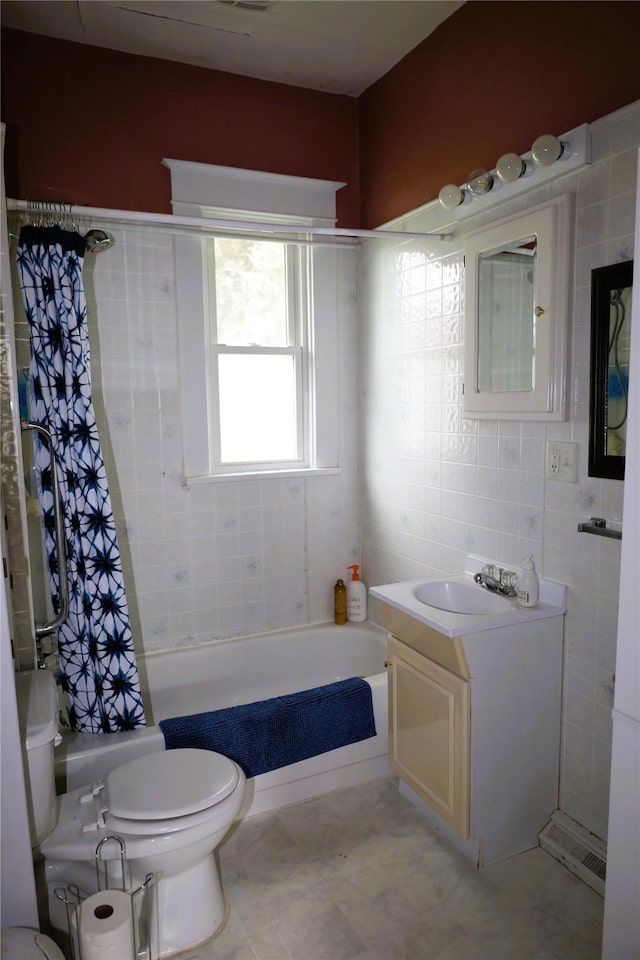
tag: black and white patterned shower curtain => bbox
[16,225,146,733]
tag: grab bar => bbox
[21,419,69,638]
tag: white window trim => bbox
[165,160,344,483]
[163,159,345,220]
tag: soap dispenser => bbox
[517,556,539,608]
[346,564,367,622]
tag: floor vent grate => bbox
[539,811,606,896]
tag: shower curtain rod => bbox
[6,198,451,244]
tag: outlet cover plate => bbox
[546,440,577,482]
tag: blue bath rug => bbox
[159,677,376,778]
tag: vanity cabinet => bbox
[381,601,564,867]
[388,635,469,838]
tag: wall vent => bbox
[539,810,606,896]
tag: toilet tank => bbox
[14,670,61,846]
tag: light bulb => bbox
[466,169,493,196]
[438,183,464,210]
[495,152,526,183]
[531,134,564,166]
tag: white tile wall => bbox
[359,101,639,842]
[13,226,360,655]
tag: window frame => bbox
[166,161,344,483]
[207,237,307,472]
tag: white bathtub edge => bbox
[243,754,392,818]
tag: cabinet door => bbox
[388,635,470,838]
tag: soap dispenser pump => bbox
[346,564,367,622]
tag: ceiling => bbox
[1,0,464,96]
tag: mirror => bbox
[477,235,537,393]
[589,260,633,481]
[464,194,570,420]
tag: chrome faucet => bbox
[474,565,518,597]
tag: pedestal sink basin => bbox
[414,580,512,615]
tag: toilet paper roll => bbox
[75,889,135,960]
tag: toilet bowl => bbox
[15,671,246,959]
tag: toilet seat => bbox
[105,749,239,822]
[41,756,246,862]
[104,800,225,835]
[46,749,242,841]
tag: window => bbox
[165,159,345,481]
[206,237,307,471]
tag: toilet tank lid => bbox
[14,670,59,749]
[105,748,239,820]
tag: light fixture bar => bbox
[438,123,591,219]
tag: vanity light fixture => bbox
[438,183,465,210]
[436,123,590,216]
[495,152,526,183]
[531,133,565,166]
[466,169,493,196]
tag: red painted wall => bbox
[359,1,640,227]
[3,2,640,231]
[1,29,360,226]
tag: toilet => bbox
[15,670,246,958]
[1,927,65,960]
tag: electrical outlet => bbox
[546,440,577,482]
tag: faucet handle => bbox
[501,569,518,589]
[482,563,498,579]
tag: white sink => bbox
[414,580,512,615]
[370,557,567,637]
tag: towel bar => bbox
[577,517,622,540]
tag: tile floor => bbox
[183,776,603,960]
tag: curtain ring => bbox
[22,198,78,231]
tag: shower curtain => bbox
[16,225,146,733]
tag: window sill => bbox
[184,467,341,485]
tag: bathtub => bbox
[54,621,390,817]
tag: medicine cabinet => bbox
[463,194,571,419]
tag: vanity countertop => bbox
[370,557,566,638]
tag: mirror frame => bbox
[588,259,633,481]
[463,194,571,420]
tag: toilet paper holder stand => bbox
[53,834,156,960]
